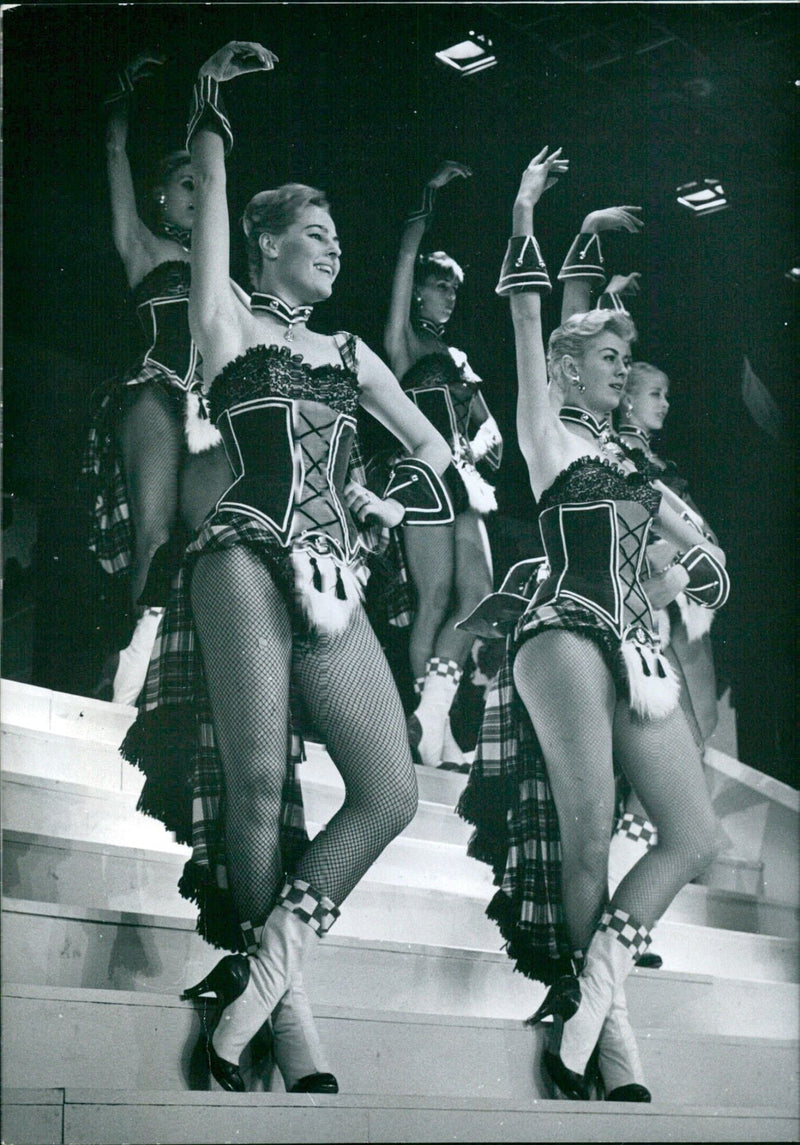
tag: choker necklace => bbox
[619,423,651,448]
[250,293,314,341]
[416,316,446,340]
[560,406,610,440]
[158,221,191,251]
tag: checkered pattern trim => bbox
[239,920,263,955]
[598,908,652,959]
[615,812,658,847]
[426,657,463,686]
[277,878,340,935]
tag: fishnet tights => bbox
[514,629,718,952]
[118,384,183,605]
[191,544,417,930]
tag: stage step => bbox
[4,827,798,981]
[3,1088,797,1145]
[4,897,798,1041]
[3,983,797,1112]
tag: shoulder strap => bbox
[334,331,359,375]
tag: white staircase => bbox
[2,678,798,1143]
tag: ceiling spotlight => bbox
[435,34,497,76]
[785,267,800,282]
[676,179,729,216]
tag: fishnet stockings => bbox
[514,629,718,952]
[191,544,417,930]
[118,385,182,605]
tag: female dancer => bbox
[383,161,502,768]
[460,149,728,1102]
[123,42,453,1093]
[83,52,218,704]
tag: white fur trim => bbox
[654,608,671,649]
[455,460,497,514]
[620,637,680,720]
[184,391,222,454]
[676,592,714,642]
[290,549,366,633]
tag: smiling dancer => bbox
[383,161,502,769]
[460,148,729,1102]
[123,42,454,1094]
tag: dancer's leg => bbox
[293,606,418,904]
[433,510,493,666]
[403,523,454,681]
[118,385,182,606]
[513,631,617,951]
[190,546,291,929]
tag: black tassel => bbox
[335,565,347,601]
[637,647,652,677]
[656,656,667,679]
[310,556,323,593]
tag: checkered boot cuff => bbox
[425,657,463,686]
[615,812,658,848]
[276,878,341,935]
[598,907,652,960]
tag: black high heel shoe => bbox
[182,954,251,1092]
[606,1082,651,1102]
[527,976,589,1101]
[289,1072,340,1094]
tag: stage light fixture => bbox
[435,32,497,76]
[676,179,729,216]
[785,267,800,282]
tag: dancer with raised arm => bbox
[383,161,502,769]
[123,42,453,1094]
[83,52,218,704]
[460,149,728,1102]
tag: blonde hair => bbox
[626,361,670,396]
[242,183,330,287]
[547,310,637,394]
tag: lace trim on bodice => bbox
[538,455,661,516]
[132,260,191,307]
[209,342,360,424]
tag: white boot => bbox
[559,908,651,1078]
[112,607,164,706]
[212,880,338,1069]
[271,977,337,1092]
[408,658,462,767]
[597,986,650,1100]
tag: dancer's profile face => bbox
[417,274,459,326]
[576,332,632,415]
[159,164,195,231]
[626,376,670,432]
[269,205,341,303]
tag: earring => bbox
[158,195,166,206]
[574,375,586,393]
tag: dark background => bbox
[2,2,796,784]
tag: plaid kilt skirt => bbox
[120,514,313,953]
[81,362,189,577]
[457,599,625,985]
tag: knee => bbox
[379,768,419,838]
[415,577,452,618]
[560,813,613,880]
[685,821,722,881]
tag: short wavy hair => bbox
[547,309,638,394]
[625,361,670,395]
[242,183,331,287]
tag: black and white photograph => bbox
[2,3,797,1142]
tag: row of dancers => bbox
[83,43,729,1102]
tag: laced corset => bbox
[132,260,197,390]
[209,342,363,557]
[532,457,661,641]
[402,353,479,451]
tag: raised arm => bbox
[104,53,166,284]
[383,160,471,376]
[497,148,568,490]
[186,42,277,370]
[559,206,643,322]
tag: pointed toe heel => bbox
[206,1037,245,1092]
[526,975,581,1027]
[182,954,250,1005]
[289,1072,339,1094]
[606,1082,651,1102]
[542,1049,590,1100]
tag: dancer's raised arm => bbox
[187,42,277,374]
[384,160,471,377]
[559,205,643,322]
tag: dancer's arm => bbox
[384,160,471,377]
[501,148,569,494]
[105,52,166,285]
[187,42,277,373]
[560,206,643,322]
